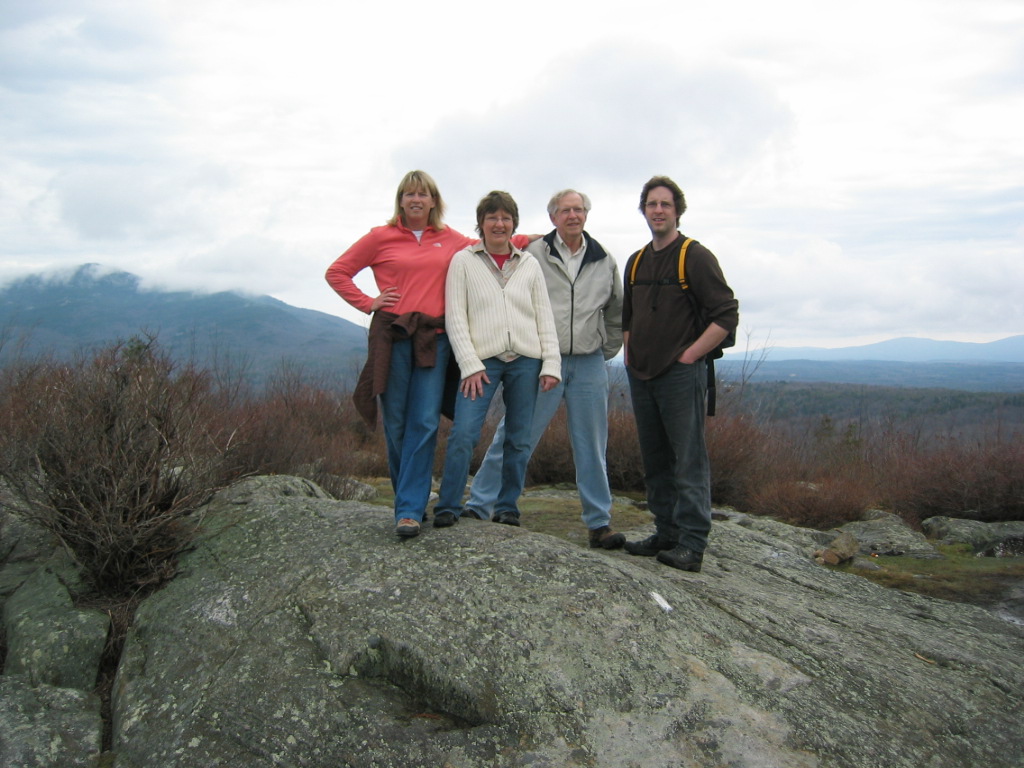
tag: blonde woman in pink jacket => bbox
[326,171,531,538]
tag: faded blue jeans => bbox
[435,355,541,519]
[466,352,614,529]
[627,360,711,552]
[380,333,451,523]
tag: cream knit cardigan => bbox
[445,242,561,381]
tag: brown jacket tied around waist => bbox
[352,311,458,426]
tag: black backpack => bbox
[628,238,734,415]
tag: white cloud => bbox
[1,0,1021,347]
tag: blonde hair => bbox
[388,170,446,229]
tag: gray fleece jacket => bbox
[527,230,623,361]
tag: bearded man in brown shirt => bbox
[621,176,739,572]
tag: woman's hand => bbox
[539,375,559,392]
[370,286,401,312]
[460,371,490,400]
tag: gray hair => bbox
[547,189,593,217]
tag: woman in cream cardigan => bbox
[433,191,561,528]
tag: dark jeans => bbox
[628,361,711,552]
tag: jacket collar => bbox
[542,229,608,266]
[393,220,442,236]
[469,239,525,258]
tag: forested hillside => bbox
[607,369,1024,444]
[735,381,1024,437]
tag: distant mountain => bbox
[714,359,1024,392]
[0,264,368,388]
[715,336,1024,391]
[725,335,1024,363]
[5,265,1022,393]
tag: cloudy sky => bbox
[2,0,1021,349]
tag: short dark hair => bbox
[475,190,519,236]
[639,175,686,226]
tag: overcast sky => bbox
[2,0,1021,349]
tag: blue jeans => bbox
[466,352,613,529]
[435,355,542,518]
[380,333,451,522]
[628,361,711,552]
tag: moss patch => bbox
[839,544,1024,606]
[361,479,651,544]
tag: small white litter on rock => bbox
[651,592,673,612]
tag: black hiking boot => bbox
[656,546,704,572]
[624,534,674,557]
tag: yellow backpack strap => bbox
[678,238,693,289]
[628,246,646,285]
[630,238,693,286]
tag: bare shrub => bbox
[747,472,877,529]
[705,412,773,508]
[878,433,1024,524]
[0,338,231,598]
[527,406,575,485]
[606,406,645,492]
[224,363,388,494]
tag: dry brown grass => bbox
[225,366,389,491]
[874,433,1024,524]
[4,339,1020,602]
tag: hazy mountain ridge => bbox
[717,332,1024,391]
[3,264,1023,392]
[0,264,368,386]
[715,359,1024,392]
[726,335,1024,363]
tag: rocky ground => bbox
[3,476,1022,767]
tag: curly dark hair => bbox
[639,175,686,225]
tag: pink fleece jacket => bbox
[325,222,530,318]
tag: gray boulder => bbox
[3,557,110,690]
[0,675,102,768]
[1,501,108,768]
[109,476,1023,768]
[836,509,941,558]
[922,516,1024,556]
[0,498,59,602]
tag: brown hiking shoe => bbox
[589,526,626,550]
[395,518,421,538]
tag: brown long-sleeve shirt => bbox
[622,233,739,380]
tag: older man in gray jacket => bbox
[459,189,626,546]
